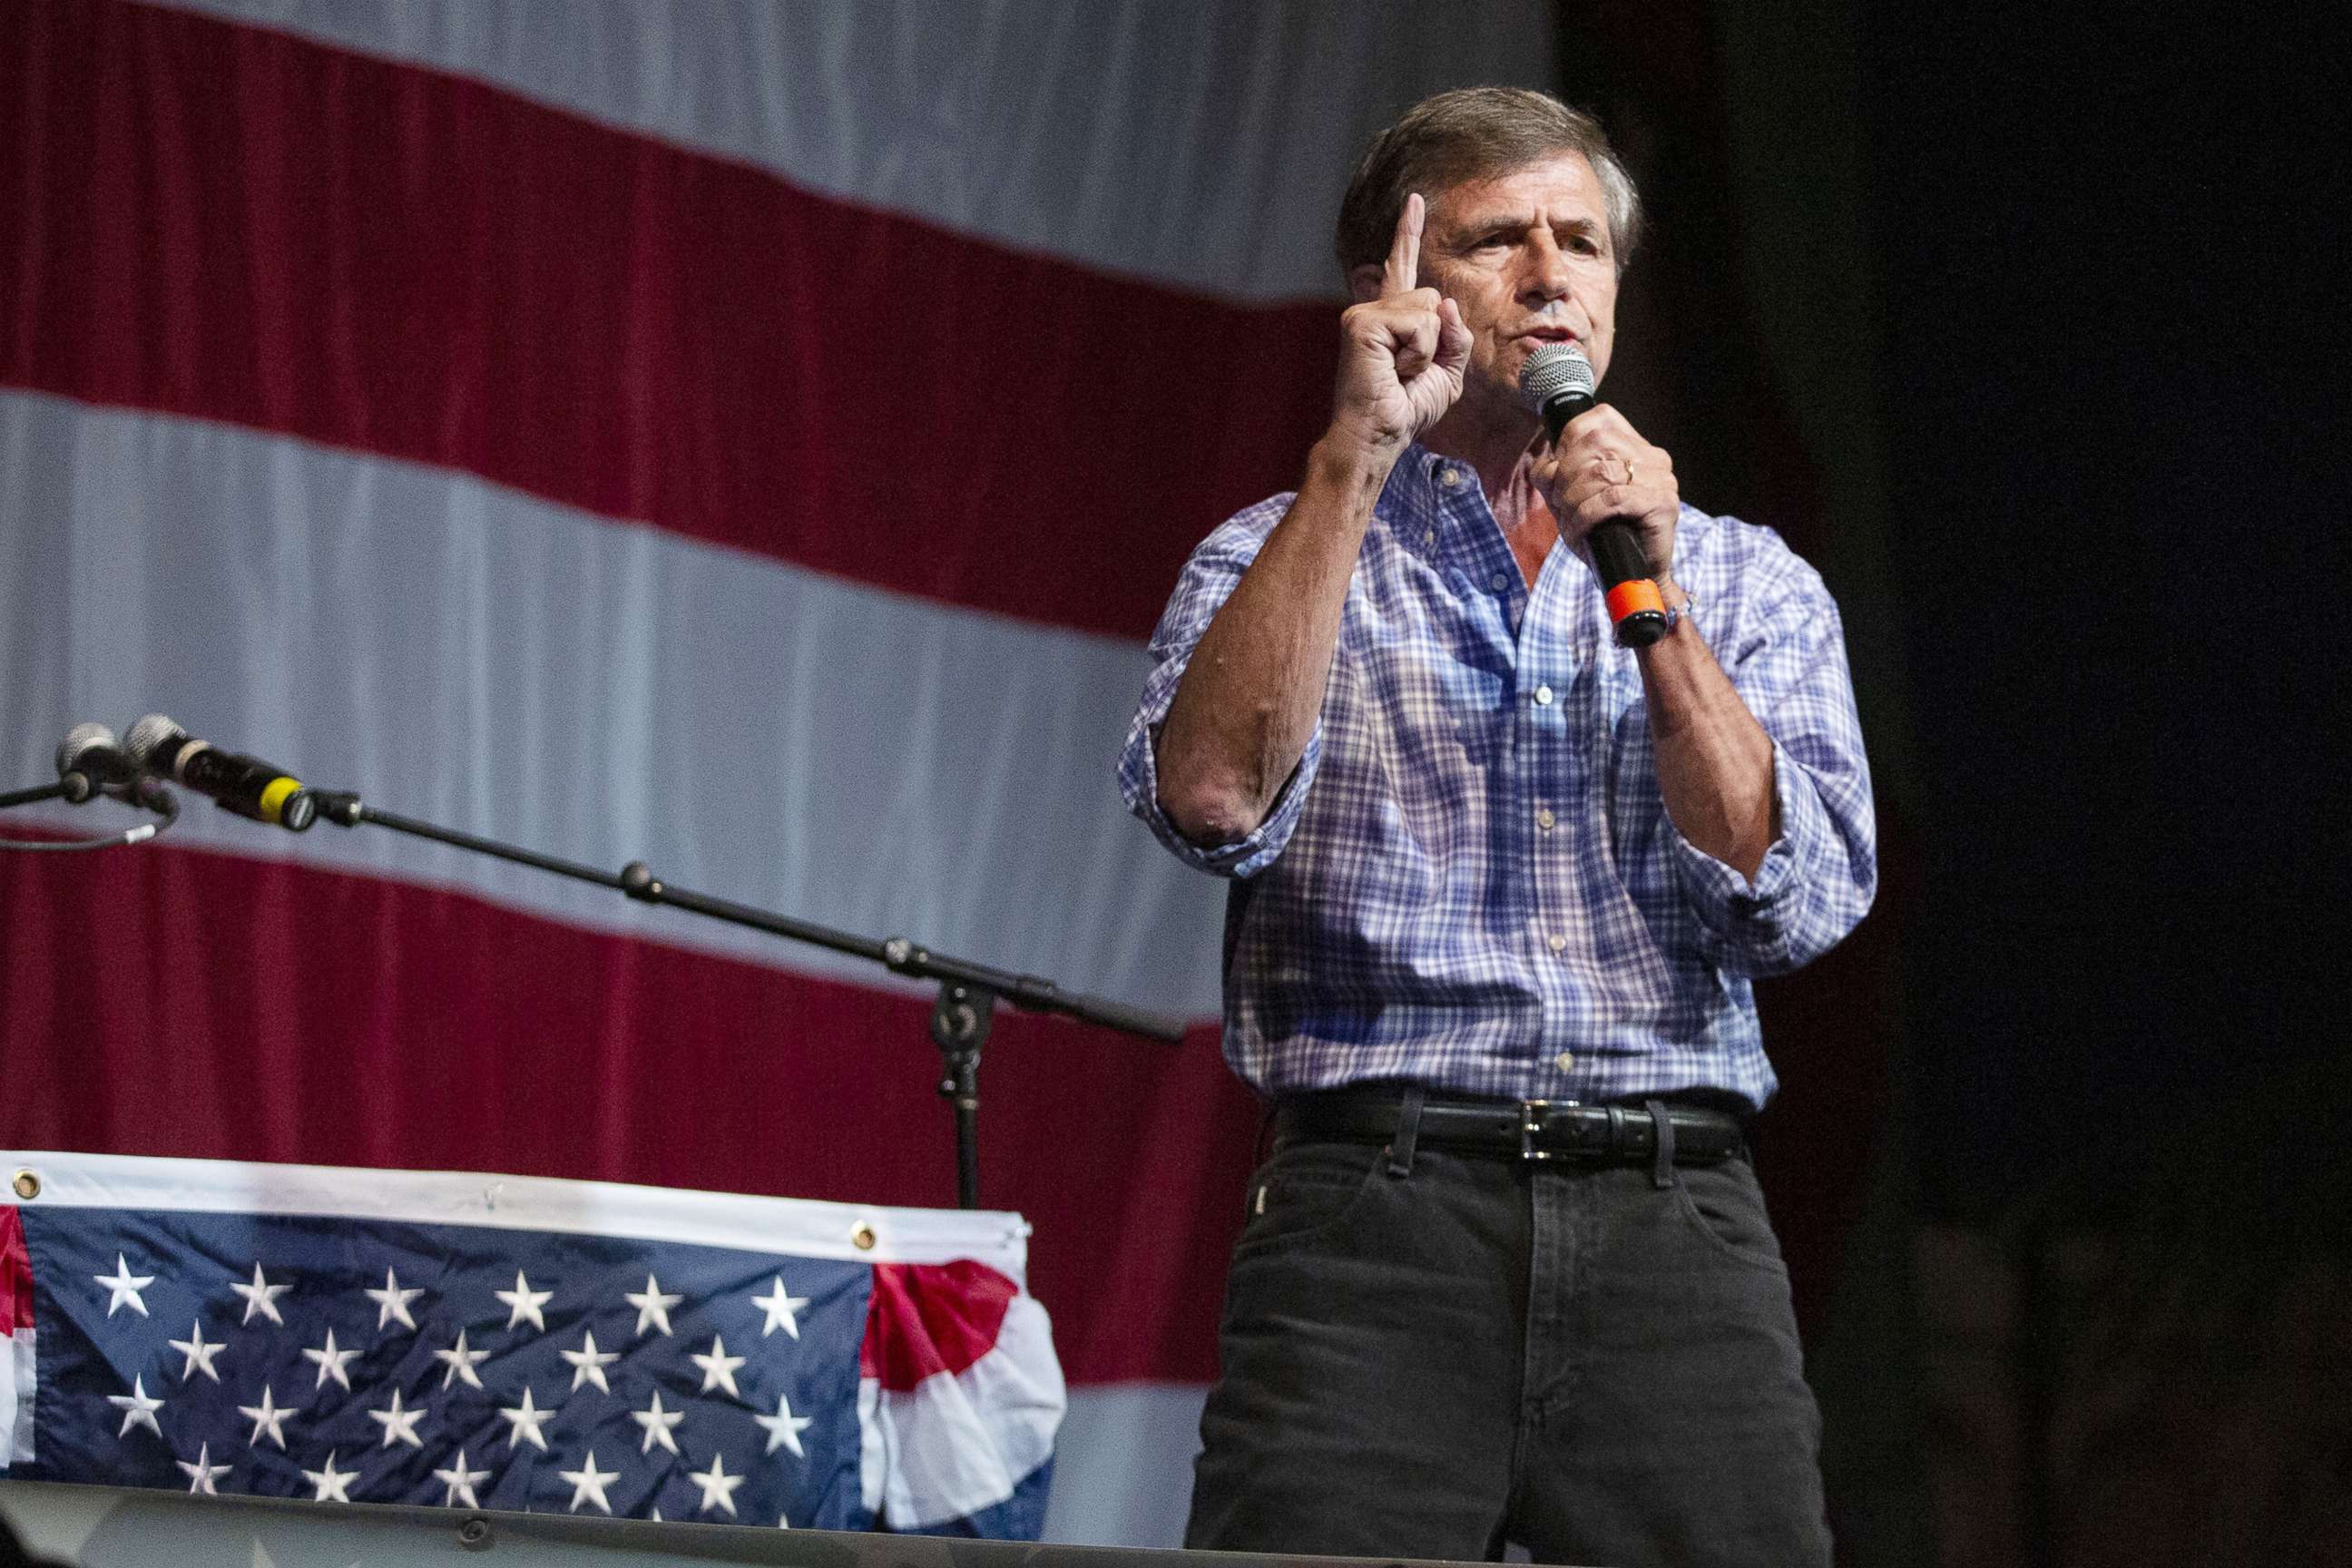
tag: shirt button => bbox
[1546,933,1568,953]
[1554,1051,1575,1073]
[1534,685,1553,706]
[1490,572,1510,593]
[1535,808,1555,831]
[1439,466,1461,487]
[1424,529,1436,545]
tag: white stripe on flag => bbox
[0,391,1226,1017]
[148,0,1558,303]
[0,1329,32,1467]
[1042,1383,1210,1547]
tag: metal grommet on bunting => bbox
[11,1169,38,1200]
[849,1221,877,1252]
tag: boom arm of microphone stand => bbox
[314,792,1186,1041]
[310,789,1190,1207]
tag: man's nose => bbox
[1521,233,1574,307]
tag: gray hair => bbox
[1335,87,1643,278]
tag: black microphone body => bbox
[1519,345,1668,647]
[125,715,317,832]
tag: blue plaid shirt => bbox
[1120,445,1876,1111]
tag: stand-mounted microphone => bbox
[54,722,142,804]
[124,714,318,832]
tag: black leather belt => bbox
[1277,1088,1749,1165]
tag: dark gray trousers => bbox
[1184,1130,1831,1567]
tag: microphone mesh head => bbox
[124,713,184,769]
[56,720,116,777]
[1517,343,1596,412]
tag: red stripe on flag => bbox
[0,833,1255,1385]
[861,1260,1019,1390]
[0,1208,31,1332]
[0,0,1339,642]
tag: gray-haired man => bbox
[1122,88,1873,1565]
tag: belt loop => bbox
[1644,1099,1674,1190]
[1386,1085,1427,1178]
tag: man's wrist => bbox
[1651,577,1698,638]
[1311,426,1406,491]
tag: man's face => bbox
[1385,152,1622,414]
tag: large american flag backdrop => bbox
[0,0,1563,1545]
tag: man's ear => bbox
[1347,264,1387,303]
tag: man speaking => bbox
[1119,88,1875,1565]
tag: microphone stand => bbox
[309,791,1186,1210]
[0,781,73,809]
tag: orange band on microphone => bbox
[1604,579,1665,624]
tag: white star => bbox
[230,1261,291,1326]
[301,1450,357,1504]
[368,1387,427,1448]
[106,1374,165,1438]
[691,1335,747,1398]
[175,1441,232,1494]
[237,1384,299,1447]
[364,1267,426,1331]
[625,1273,682,1337]
[751,1277,809,1340]
[434,1447,494,1509]
[497,1386,554,1452]
[495,1270,554,1332]
[558,1328,620,1394]
[630,1387,685,1455]
[558,1449,621,1514]
[687,1451,744,1518]
[751,1392,814,1458]
[93,1253,155,1318]
[433,1328,491,1390]
[167,1319,226,1383]
[301,1326,360,1390]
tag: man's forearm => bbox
[1638,583,1779,880]
[1154,433,1394,846]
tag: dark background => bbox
[1558,1,2343,1559]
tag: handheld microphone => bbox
[1518,344,1667,647]
[123,714,318,832]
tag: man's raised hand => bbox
[1332,193,1472,454]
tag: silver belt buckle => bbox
[1519,1099,1551,1161]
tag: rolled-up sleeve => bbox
[1117,502,1324,878]
[1668,551,1878,975]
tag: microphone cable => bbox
[0,777,181,853]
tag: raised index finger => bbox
[1382,192,1424,297]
